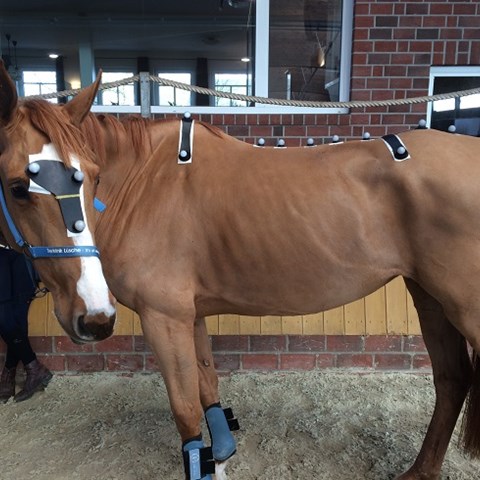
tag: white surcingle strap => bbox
[178,112,194,164]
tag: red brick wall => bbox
[0,335,431,373]
[350,0,480,136]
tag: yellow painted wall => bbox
[28,276,420,336]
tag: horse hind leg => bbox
[396,279,472,480]
[461,352,480,457]
[440,304,480,459]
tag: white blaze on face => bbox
[28,144,115,318]
[74,234,116,318]
[70,156,115,318]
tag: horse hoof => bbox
[215,461,228,480]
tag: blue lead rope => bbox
[0,181,102,259]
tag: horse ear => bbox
[0,59,18,127]
[63,70,102,127]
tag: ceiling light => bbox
[241,57,250,63]
[49,53,59,59]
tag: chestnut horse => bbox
[1,64,480,480]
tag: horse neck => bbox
[98,114,183,165]
[87,113,179,231]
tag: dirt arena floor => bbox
[0,371,478,480]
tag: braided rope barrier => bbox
[24,73,480,109]
[24,75,141,100]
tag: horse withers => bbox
[0,62,480,480]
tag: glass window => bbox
[269,0,344,102]
[214,73,252,107]
[158,73,192,107]
[23,71,58,103]
[100,72,135,106]
[429,68,480,137]
[433,98,455,113]
[460,94,480,111]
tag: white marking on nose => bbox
[73,210,115,317]
[69,156,115,317]
[76,254,116,317]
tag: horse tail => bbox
[461,352,480,457]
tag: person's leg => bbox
[7,301,53,403]
[0,363,17,403]
[0,304,19,403]
[14,358,53,402]
[10,335,36,366]
[4,345,20,369]
[2,301,35,365]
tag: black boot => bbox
[0,366,16,403]
[14,359,52,402]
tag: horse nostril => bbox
[74,313,116,342]
[76,315,90,337]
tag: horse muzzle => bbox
[71,311,117,344]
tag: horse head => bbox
[0,61,116,344]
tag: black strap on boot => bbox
[223,407,240,431]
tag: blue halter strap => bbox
[0,181,101,259]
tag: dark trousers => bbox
[0,301,36,368]
[0,249,37,369]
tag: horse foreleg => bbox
[194,317,220,407]
[195,317,238,468]
[141,313,215,480]
[397,280,472,480]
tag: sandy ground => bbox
[0,371,478,480]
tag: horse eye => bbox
[10,184,30,200]
[95,176,100,186]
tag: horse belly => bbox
[196,224,401,317]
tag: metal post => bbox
[139,71,151,118]
[285,70,292,100]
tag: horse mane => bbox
[13,99,154,168]
[80,115,225,166]
[197,121,225,138]
[12,100,225,168]
[80,113,155,167]
[16,99,96,167]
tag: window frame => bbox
[156,72,193,107]
[427,66,480,127]
[99,71,136,107]
[21,70,58,103]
